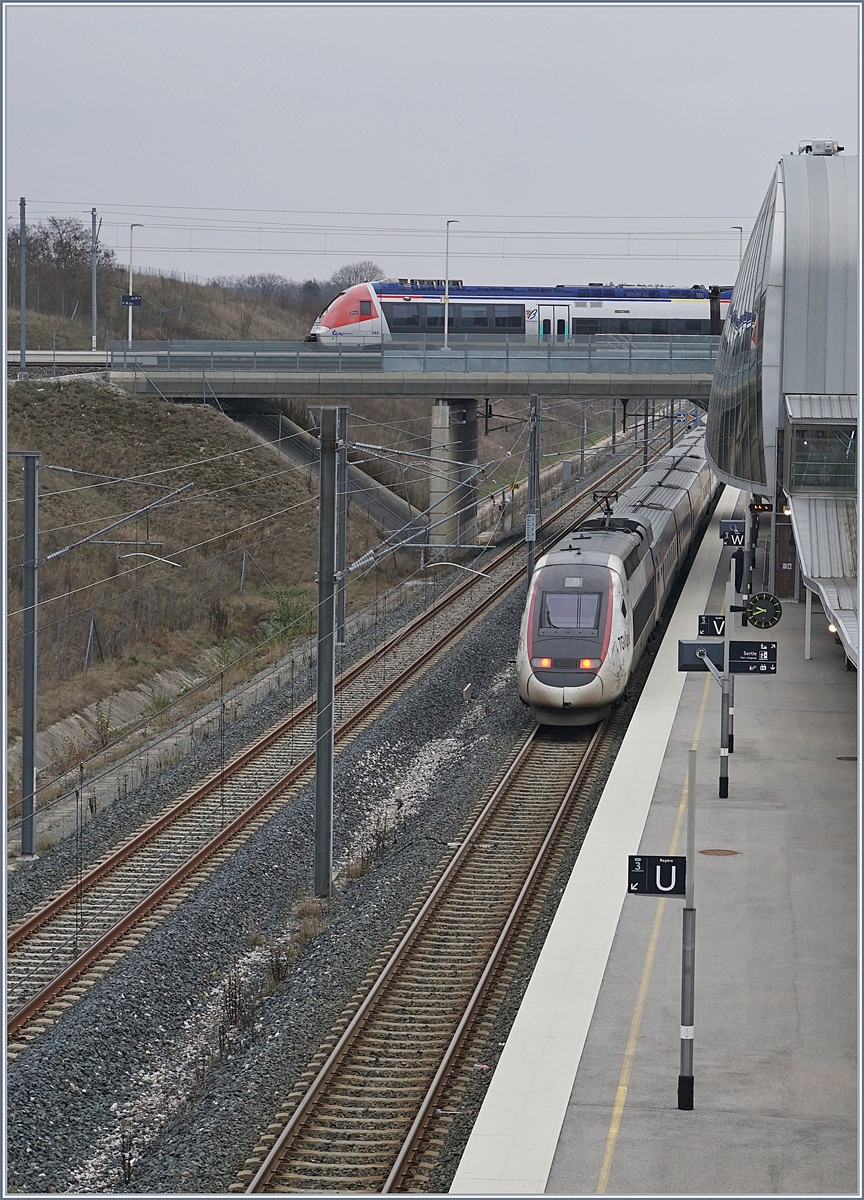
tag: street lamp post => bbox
[730,226,743,266]
[128,223,143,347]
[443,219,459,351]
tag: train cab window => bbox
[359,300,372,316]
[621,599,627,617]
[540,592,601,631]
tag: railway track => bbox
[6,431,680,1046]
[238,721,608,1192]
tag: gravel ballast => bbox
[7,586,532,1194]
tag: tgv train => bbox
[516,429,717,726]
[307,281,732,345]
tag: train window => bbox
[360,300,372,316]
[494,305,524,329]
[623,548,641,577]
[388,303,420,330]
[684,320,701,332]
[651,320,670,334]
[540,592,601,630]
[459,305,489,329]
[424,306,443,328]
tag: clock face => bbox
[746,592,782,629]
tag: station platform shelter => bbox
[451,486,858,1196]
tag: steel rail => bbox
[8,433,665,952]
[382,722,605,1192]
[245,725,542,1192]
[7,431,678,1036]
[245,722,604,1193]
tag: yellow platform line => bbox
[597,673,712,1194]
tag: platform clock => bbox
[745,593,782,629]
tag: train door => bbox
[538,305,569,343]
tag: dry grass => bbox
[6,378,413,741]
[7,273,317,349]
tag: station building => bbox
[705,139,858,665]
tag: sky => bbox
[3,3,860,289]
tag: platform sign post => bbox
[724,560,735,761]
[678,748,697,1110]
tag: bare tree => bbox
[329,261,385,289]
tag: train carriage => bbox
[516,430,716,725]
[308,281,732,345]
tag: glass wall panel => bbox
[706,177,776,487]
[791,427,856,489]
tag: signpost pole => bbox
[725,561,735,756]
[669,400,674,450]
[719,563,732,796]
[678,748,697,1109]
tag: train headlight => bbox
[828,623,837,633]
[531,657,553,669]
[579,658,601,669]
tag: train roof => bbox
[372,282,733,301]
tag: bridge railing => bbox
[108,335,719,375]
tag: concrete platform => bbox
[452,488,858,1196]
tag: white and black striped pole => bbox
[678,747,697,1109]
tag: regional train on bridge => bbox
[516,428,717,726]
[307,281,733,345]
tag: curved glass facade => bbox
[706,178,776,487]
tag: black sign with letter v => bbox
[699,614,725,637]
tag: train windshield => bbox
[531,564,611,652]
[540,592,601,630]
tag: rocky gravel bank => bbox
[7,586,531,1193]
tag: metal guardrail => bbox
[107,335,720,376]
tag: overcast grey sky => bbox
[3,3,860,287]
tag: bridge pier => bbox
[428,399,478,552]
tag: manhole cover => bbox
[699,849,740,856]
[836,756,857,761]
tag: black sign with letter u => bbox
[628,855,686,896]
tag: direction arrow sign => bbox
[699,614,725,637]
[628,855,686,896]
[729,640,777,674]
[121,294,142,307]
